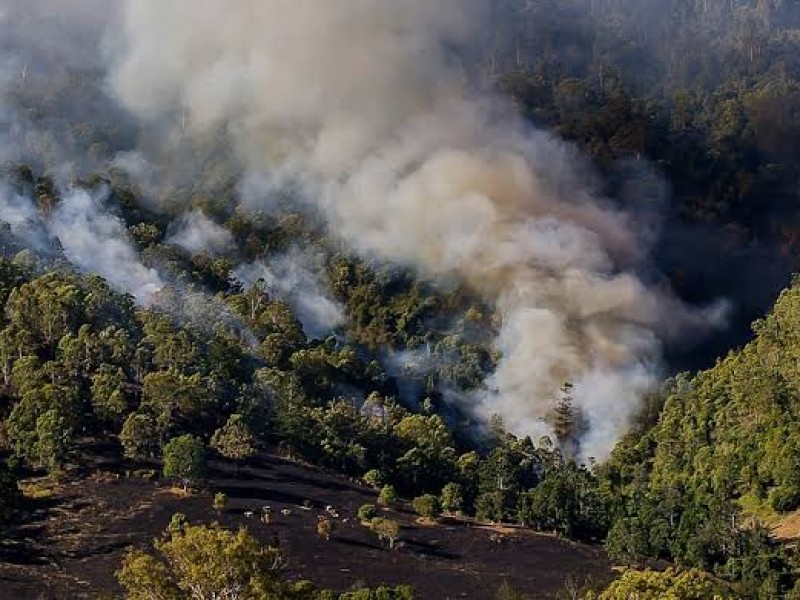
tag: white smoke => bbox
[110,151,160,198]
[108,0,725,458]
[234,248,345,339]
[49,188,164,304]
[0,185,50,253]
[0,185,164,304]
[166,210,233,256]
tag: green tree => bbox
[162,435,207,491]
[412,494,439,520]
[440,482,464,515]
[370,517,401,550]
[120,412,163,460]
[358,504,377,523]
[142,370,211,428]
[91,364,129,426]
[33,409,73,473]
[211,413,257,462]
[551,382,583,459]
[117,523,285,599]
[213,492,228,512]
[584,568,733,599]
[363,469,384,489]
[378,485,398,507]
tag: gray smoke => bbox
[166,210,233,256]
[234,247,345,340]
[105,0,729,459]
[50,188,164,303]
[0,184,163,304]
[0,0,128,177]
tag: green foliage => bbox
[142,370,211,428]
[118,521,413,600]
[210,413,257,461]
[117,522,285,600]
[412,494,439,519]
[370,517,401,550]
[495,582,528,600]
[584,568,733,600]
[363,469,384,489]
[337,587,413,600]
[91,364,129,426]
[162,435,207,490]
[440,482,464,515]
[167,513,188,535]
[518,463,608,540]
[212,492,228,512]
[120,412,163,461]
[600,281,800,593]
[358,504,377,523]
[377,485,398,507]
[32,410,73,473]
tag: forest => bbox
[3,0,800,598]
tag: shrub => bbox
[213,492,228,512]
[317,518,335,541]
[412,494,439,519]
[378,485,397,507]
[358,503,378,523]
[168,513,188,535]
[363,469,384,489]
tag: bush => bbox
[412,494,439,519]
[213,492,228,512]
[358,503,378,523]
[378,485,397,507]
[585,567,734,599]
[317,518,335,541]
[363,469,384,489]
[370,517,401,549]
[168,513,188,535]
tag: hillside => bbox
[600,280,800,596]
[6,1,800,598]
[0,451,612,599]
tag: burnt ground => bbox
[0,452,614,599]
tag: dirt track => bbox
[0,453,614,599]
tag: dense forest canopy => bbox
[3,0,800,597]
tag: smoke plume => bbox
[0,185,164,304]
[166,210,234,256]
[234,248,345,340]
[50,188,164,304]
[105,0,728,459]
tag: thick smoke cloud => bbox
[0,0,129,177]
[108,0,726,459]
